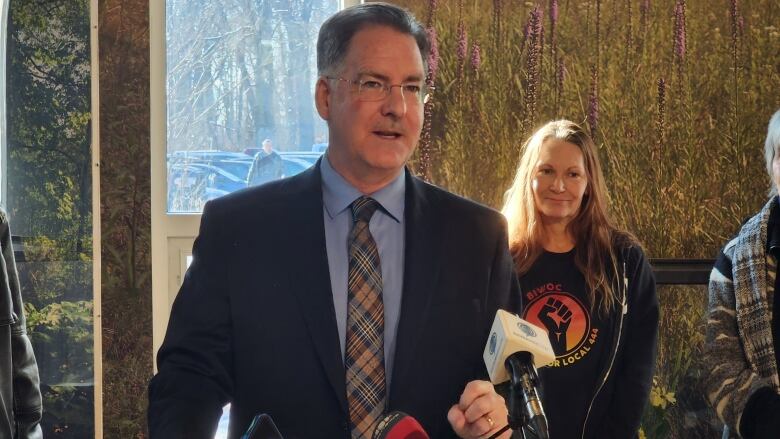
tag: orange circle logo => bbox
[522,292,590,358]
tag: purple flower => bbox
[556,57,566,92]
[640,0,650,37]
[529,6,543,52]
[730,0,739,42]
[426,0,438,27]
[524,6,544,126]
[426,27,440,83]
[587,69,599,138]
[673,0,686,67]
[656,78,666,148]
[457,22,468,66]
[470,42,481,71]
[550,0,559,47]
[737,15,745,36]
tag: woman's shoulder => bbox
[607,230,650,274]
[611,230,642,253]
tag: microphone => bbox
[372,411,430,439]
[241,413,283,439]
[483,310,554,439]
[505,351,549,439]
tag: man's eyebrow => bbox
[356,71,389,81]
[357,71,424,83]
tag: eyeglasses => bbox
[325,76,433,104]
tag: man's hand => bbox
[447,380,510,439]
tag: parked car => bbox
[168,161,248,211]
[169,149,248,164]
[212,158,253,182]
[280,156,313,178]
[311,142,328,153]
[279,151,322,166]
[167,149,323,211]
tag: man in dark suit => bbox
[149,3,516,438]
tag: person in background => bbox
[149,3,516,438]
[705,109,780,439]
[246,138,283,186]
[0,208,43,439]
[501,119,658,438]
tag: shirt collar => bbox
[320,153,405,223]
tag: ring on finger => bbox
[485,415,495,429]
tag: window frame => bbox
[0,0,7,205]
[89,0,102,435]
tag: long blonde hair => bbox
[501,120,637,314]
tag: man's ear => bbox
[315,77,331,121]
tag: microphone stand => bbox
[505,352,547,439]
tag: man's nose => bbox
[380,85,407,118]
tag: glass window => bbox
[165,0,338,213]
[5,0,94,437]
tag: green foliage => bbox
[400,0,779,258]
[6,0,92,241]
[40,384,94,438]
[25,300,93,371]
[640,376,677,438]
[6,0,94,436]
[395,1,779,437]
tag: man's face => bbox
[315,25,425,185]
[262,141,272,153]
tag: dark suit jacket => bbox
[148,162,518,439]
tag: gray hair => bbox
[316,2,430,76]
[765,109,780,196]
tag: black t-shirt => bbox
[519,250,610,439]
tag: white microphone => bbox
[483,310,554,439]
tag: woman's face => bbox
[532,139,589,226]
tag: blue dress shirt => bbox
[320,155,405,389]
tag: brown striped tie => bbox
[345,196,386,437]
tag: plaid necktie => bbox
[345,196,386,437]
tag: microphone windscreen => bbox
[373,411,430,439]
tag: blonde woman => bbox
[502,120,658,438]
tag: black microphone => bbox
[483,310,553,439]
[506,352,548,439]
[241,413,283,439]
[372,411,430,439]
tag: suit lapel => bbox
[390,173,444,404]
[287,163,349,414]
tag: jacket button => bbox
[341,420,349,431]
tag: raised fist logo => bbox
[538,297,573,355]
